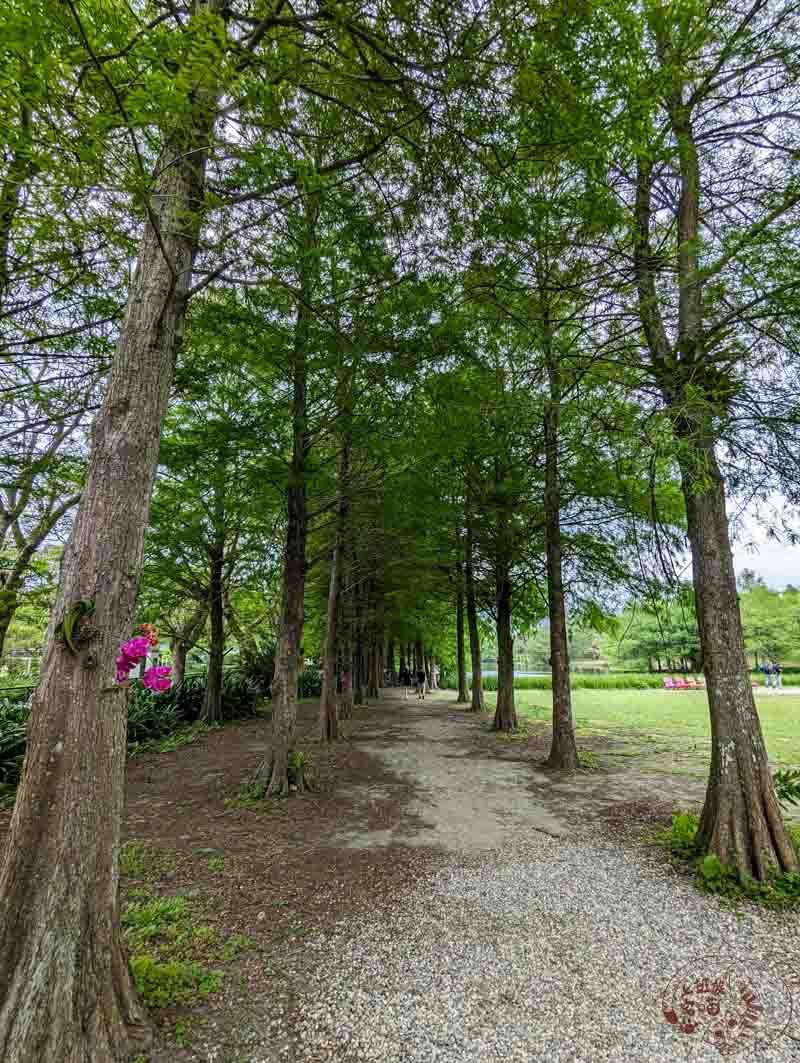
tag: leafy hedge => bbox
[451,673,667,691]
[448,671,800,692]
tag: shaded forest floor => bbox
[0,691,797,1061]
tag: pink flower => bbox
[143,665,172,693]
[120,636,150,661]
[115,634,152,684]
[116,655,132,683]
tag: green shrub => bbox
[454,673,668,692]
[654,811,800,908]
[219,671,260,717]
[0,669,260,799]
[122,895,189,941]
[298,667,321,699]
[129,954,221,1009]
[0,700,29,788]
[238,650,275,696]
[774,769,800,809]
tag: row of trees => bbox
[1,1,800,1059]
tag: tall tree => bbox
[0,3,228,1056]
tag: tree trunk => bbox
[456,569,468,702]
[339,543,354,722]
[255,200,317,797]
[366,578,379,699]
[634,118,798,878]
[683,444,798,876]
[0,606,14,662]
[0,6,223,1055]
[465,522,485,712]
[492,568,517,732]
[387,638,395,685]
[200,545,224,724]
[320,444,349,741]
[170,599,207,689]
[543,348,579,771]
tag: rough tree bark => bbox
[456,566,468,702]
[353,568,365,706]
[170,599,208,689]
[366,579,379,698]
[492,565,517,732]
[255,198,317,797]
[0,5,224,1057]
[319,443,349,741]
[387,638,395,685]
[339,538,354,721]
[634,90,798,877]
[543,330,578,770]
[200,543,224,724]
[465,518,485,712]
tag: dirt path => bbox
[5,690,793,1062]
[330,691,707,853]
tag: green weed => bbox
[120,841,159,878]
[577,751,601,772]
[129,954,221,1009]
[654,811,800,909]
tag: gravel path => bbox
[284,695,800,1063]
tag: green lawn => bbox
[483,688,800,768]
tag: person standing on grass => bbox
[774,662,782,689]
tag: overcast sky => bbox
[732,533,800,590]
[730,504,800,590]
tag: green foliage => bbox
[577,751,601,772]
[298,667,321,699]
[0,669,258,798]
[238,650,275,696]
[457,673,668,692]
[655,812,800,909]
[774,769,800,809]
[120,842,158,879]
[230,779,268,806]
[129,955,220,1009]
[122,889,253,1012]
[122,895,190,940]
[0,699,28,790]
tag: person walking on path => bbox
[773,662,783,689]
[415,668,427,700]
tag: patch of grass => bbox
[122,891,256,1016]
[120,840,160,878]
[129,721,223,757]
[129,954,221,1009]
[218,933,256,962]
[208,855,225,872]
[174,1020,191,1047]
[577,751,602,773]
[122,895,190,942]
[226,780,268,808]
[652,811,800,909]
[494,718,542,742]
[495,689,800,767]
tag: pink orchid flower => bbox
[143,665,172,693]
